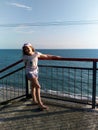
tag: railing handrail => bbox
[0,59,23,73]
[0,66,25,80]
[1,57,98,73]
[40,57,98,62]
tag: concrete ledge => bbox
[0,97,98,130]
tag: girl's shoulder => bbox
[35,51,42,56]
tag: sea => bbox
[1,49,98,100]
[1,49,98,69]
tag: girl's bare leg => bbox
[31,77,48,109]
[31,86,38,103]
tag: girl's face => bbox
[23,46,33,55]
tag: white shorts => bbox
[26,71,38,79]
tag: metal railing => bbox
[0,57,98,108]
[0,59,27,103]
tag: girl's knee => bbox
[36,84,41,88]
[31,77,41,88]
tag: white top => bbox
[23,51,42,74]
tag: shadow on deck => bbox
[0,97,98,130]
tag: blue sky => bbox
[0,0,98,49]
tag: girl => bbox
[22,43,60,110]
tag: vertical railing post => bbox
[25,75,29,98]
[92,61,97,109]
[25,74,31,98]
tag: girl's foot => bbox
[40,105,49,110]
[33,102,38,105]
[31,100,38,104]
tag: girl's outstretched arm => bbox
[38,54,61,60]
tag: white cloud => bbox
[14,25,34,34]
[9,2,32,11]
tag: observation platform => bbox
[0,97,98,130]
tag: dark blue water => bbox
[0,49,22,69]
